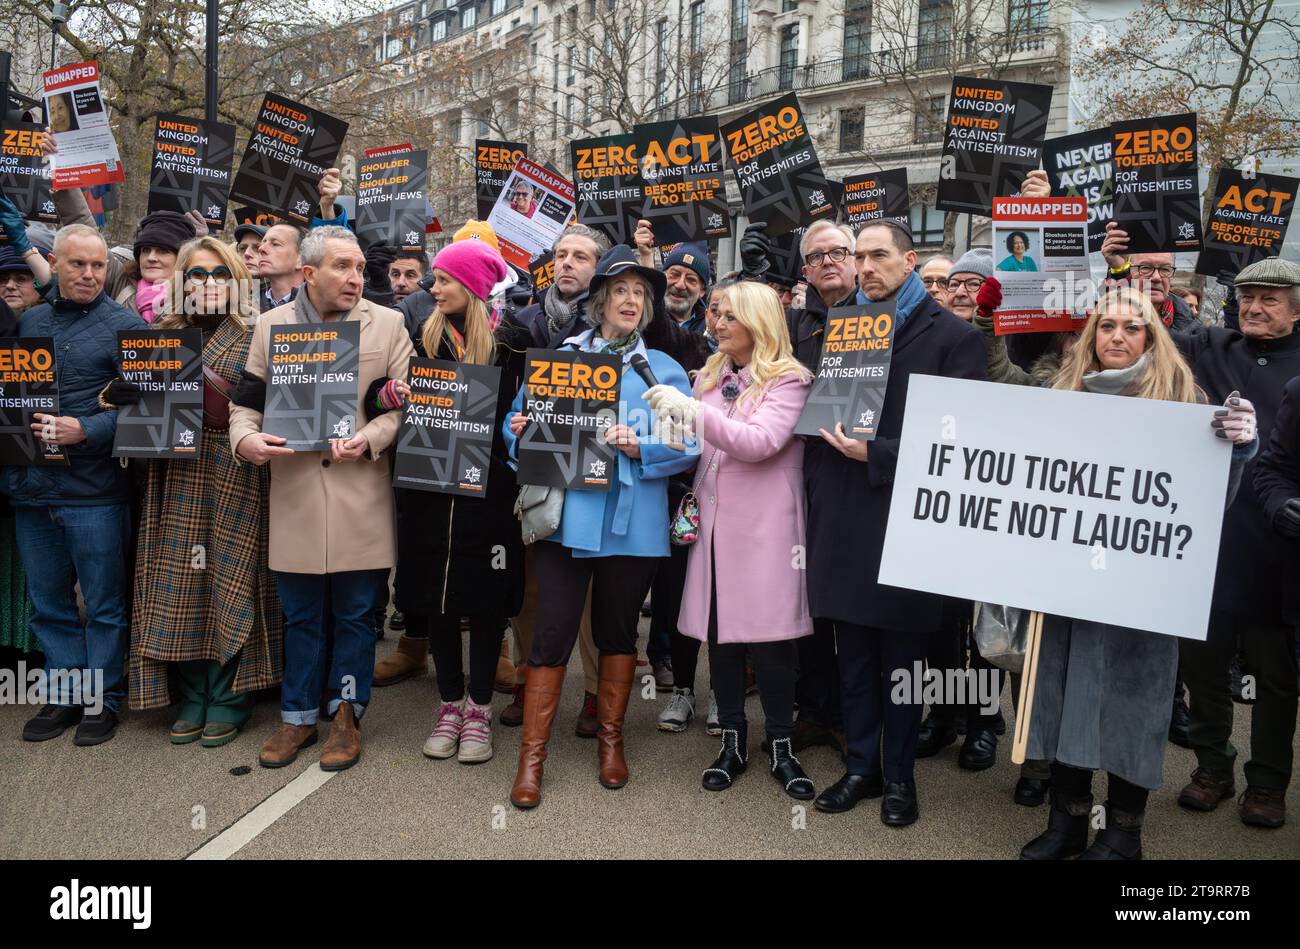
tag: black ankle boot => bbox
[769,736,814,800]
[916,712,957,758]
[1079,803,1143,860]
[702,726,747,791]
[1020,789,1092,859]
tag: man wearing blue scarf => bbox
[806,219,988,827]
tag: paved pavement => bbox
[1,628,1296,860]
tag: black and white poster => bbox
[356,148,428,252]
[229,94,348,225]
[0,337,66,466]
[263,321,360,451]
[571,132,642,246]
[112,328,203,459]
[1111,112,1202,254]
[842,168,909,229]
[475,139,527,220]
[936,76,1053,216]
[517,348,620,491]
[720,94,834,237]
[794,301,896,442]
[393,358,501,497]
[0,122,55,221]
[147,113,236,226]
[1043,128,1114,255]
[1195,168,1296,279]
[632,117,731,245]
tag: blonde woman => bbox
[112,237,282,746]
[646,281,816,797]
[1022,287,1258,860]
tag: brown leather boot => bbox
[1239,786,1285,828]
[500,682,526,727]
[258,723,318,768]
[494,636,516,694]
[1177,766,1235,811]
[320,703,361,771]
[372,635,428,687]
[596,654,637,789]
[510,666,565,809]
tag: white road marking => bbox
[187,765,336,860]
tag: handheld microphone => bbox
[629,353,659,389]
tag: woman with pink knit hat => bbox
[369,238,531,763]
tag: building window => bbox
[909,204,945,247]
[448,113,462,145]
[654,19,668,109]
[727,0,749,105]
[839,107,864,152]
[461,3,477,29]
[491,0,506,15]
[567,47,576,85]
[914,94,944,143]
[432,19,447,40]
[477,116,490,136]
[400,6,414,23]
[778,24,799,90]
[564,94,574,134]
[532,6,539,24]
[843,0,871,79]
[917,0,952,69]
[1008,0,1048,32]
[688,2,704,109]
[689,1,704,54]
[781,0,797,9]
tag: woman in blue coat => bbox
[503,245,697,809]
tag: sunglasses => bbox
[185,266,233,283]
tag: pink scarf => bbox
[135,279,168,324]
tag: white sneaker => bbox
[423,699,464,759]
[657,687,695,732]
[458,698,494,763]
[706,691,721,736]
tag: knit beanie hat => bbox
[949,247,994,280]
[432,239,509,302]
[662,241,711,286]
[133,210,195,259]
[453,219,501,252]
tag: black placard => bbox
[1195,168,1296,279]
[229,94,348,225]
[147,113,236,226]
[0,122,55,221]
[766,229,805,286]
[476,139,527,220]
[633,117,731,244]
[0,337,66,466]
[356,148,428,252]
[936,76,1053,216]
[1042,128,1114,255]
[518,348,620,491]
[393,358,502,496]
[529,251,555,294]
[112,328,204,458]
[233,206,283,228]
[571,132,642,246]
[794,301,896,442]
[1111,112,1201,254]
[721,94,834,237]
[842,168,909,229]
[263,321,361,450]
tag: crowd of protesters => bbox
[0,131,1296,862]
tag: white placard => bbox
[878,375,1232,640]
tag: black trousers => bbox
[795,618,843,729]
[408,612,505,706]
[706,577,797,741]
[834,621,928,784]
[925,597,1003,726]
[528,541,658,666]
[1051,761,1149,814]
[649,543,689,665]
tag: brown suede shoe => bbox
[596,654,637,789]
[320,703,361,771]
[494,636,516,694]
[373,635,428,687]
[258,723,318,768]
[1177,767,1235,812]
[1239,786,1285,828]
[500,683,526,727]
[574,691,598,738]
[511,666,565,809]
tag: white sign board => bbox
[878,375,1232,640]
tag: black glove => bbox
[364,243,398,296]
[739,221,772,279]
[99,378,142,408]
[1275,498,1300,540]
[230,371,267,412]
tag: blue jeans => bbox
[14,503,131,713]
[276,569,388,725]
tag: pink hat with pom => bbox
[431,239,509,302]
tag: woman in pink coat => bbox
[645,280,814,799]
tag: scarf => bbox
[544,288,586,339]
[1082,352,1149,396]
[294,289,330,323]
[135,279,167,324]
[589,328,641,357]
[855,270,927,329]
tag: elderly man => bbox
[6,224,147,745]
[1175,257,1300,829]
[919,254,954,306]
[230,225,413,771]
[1100,221,1200,331]
[942,249,993,321]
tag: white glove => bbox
[644,384,698,449]
[1212,389,1256,446]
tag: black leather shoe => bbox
[73,709,118,746]
[1168,695,1190,748]
[1078,804,1143,860]
[769,737,815,801]
[702,726,747,791]
[880,781,919,826]
[915,714,957,758]
[1014,776,1050,807]
[958,727,998,771]
[1020,790,1091,859]
[814,772,883,813]
[789,717,833,753]
[22,704,83,742]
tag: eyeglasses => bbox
[804,247,851,267]
[947,277,985,293]
[185,266,232,283]
[1133,264,1175,279]
[921,276,946,287]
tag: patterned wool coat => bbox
[129,319,282,709]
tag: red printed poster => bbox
[485,158,577,270]
[43,62,125,190]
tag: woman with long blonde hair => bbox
[1021,286,1259,861]
[646,280,817,798]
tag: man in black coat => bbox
[807,219,987,826]
[508,224,608,348]
[1175,257,1300,829]
[1254,375,1300,629]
